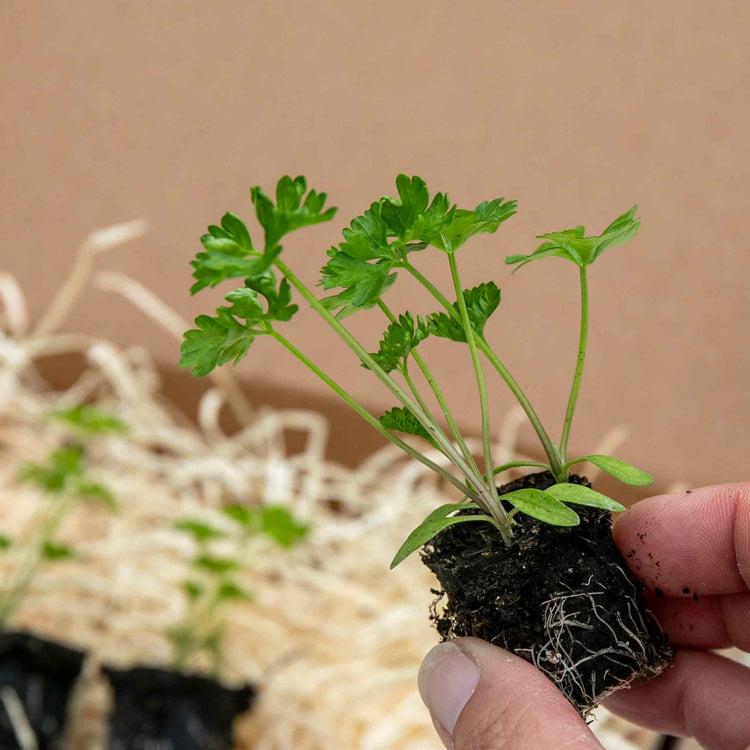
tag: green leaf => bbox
[174,518,227,543]
[545,483,625,512]
[193,554,238,575]
[233,272,299,324]
[49,405,127,436]
[0,535,13,550]
[336,202,392,261]
[180,309,257,377]
[505,206,640,270]
[501,488,580,526]
[183,580,204,599]
[366,312,429,373]
[380,175,430,236]
[218,212,253,250]
[75,480,117,509]
[223,287,265,320]
[427,282,501,342]
[319,178,449,317]
[391,508,494,568]
[221,504,258,528]
[319,251,397,313]
[566,455,654,486]
[216,581,253,601]
[41,542,76,560]
[19,445,85,494]
[251,176,337,250]
[190,213,259,294]
[260,506,309,548]
[434,198,517,252]
[379,407,437,448]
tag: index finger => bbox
[613,482,750,597]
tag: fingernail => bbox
[418,640,480,736]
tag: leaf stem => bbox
[559,265,589,466]
[447,251,506,529]
[376,299,481,477]
[401,260,563,476]
[272,258,493,503]
[268,329,479,500]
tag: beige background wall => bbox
[1,1,748,488]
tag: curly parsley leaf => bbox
[190,213,260,294]
[319,251,397,316]
[366,312,429,373]
[379,406,437,448]
[433,198,517,253]
[506,206,640,270]
[251,175,337,250]
[180,310,257,377]
[320,176,515,316]
[320,176,452,317]
[181,271,300,377]
[379,175,452,242]
[427,282,501,342]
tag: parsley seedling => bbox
[0,406,122,625]
[168,504,308,675]
[181,176,651,568]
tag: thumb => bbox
[418,637,602,749]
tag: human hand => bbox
[418,483,750,749]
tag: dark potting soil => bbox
[0,630,85,749]
[103,665,256,750]
[421,471,674,715]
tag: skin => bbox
[418,482,750,749]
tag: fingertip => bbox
[439,639,601,748]
[614,483,750,596]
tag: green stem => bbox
[376,300,480,477]
[269,330,479,501]
[447,252,507,532]
[401,260,562,476]
[492,460,551,477]
[273,258,493,503]
[0,491,76,627]
[559,265,589,467]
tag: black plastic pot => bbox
[0,630,86,749]
[103,665,256,750]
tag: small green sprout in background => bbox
[168,504,308,675]
[0,405,124,626]
[180,175,652,570]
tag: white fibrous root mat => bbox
[0,225,659,749]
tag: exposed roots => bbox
[519,563,666,716]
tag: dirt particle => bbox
[682,587,690,595]
[686,489,692,494]
[692,592,698,602]
[654,588,664,599]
